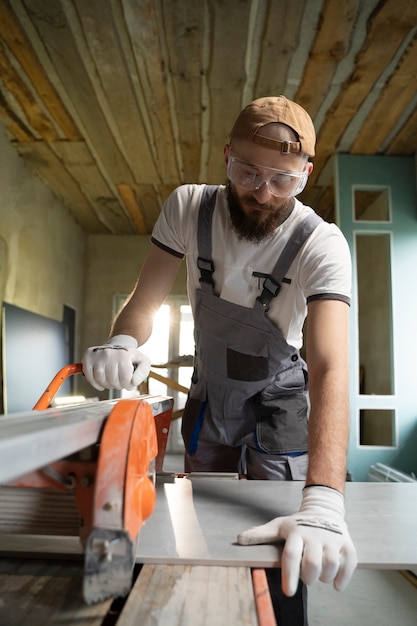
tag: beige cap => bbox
[230,95,316,157]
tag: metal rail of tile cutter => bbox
[0,364,174,605]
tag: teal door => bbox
[335,154,417,481]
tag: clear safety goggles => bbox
[227,156,308,197]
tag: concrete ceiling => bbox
[0,0,416,234]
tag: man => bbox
[83,96,357,625]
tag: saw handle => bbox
[33,363,83,410]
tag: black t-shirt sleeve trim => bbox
[151,236,184,259]
[307,293,350,306]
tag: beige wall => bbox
[0,126,86,350]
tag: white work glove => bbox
[237,485,357,597]
[82,334,151,391]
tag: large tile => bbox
[308,569,417,626]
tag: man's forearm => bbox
[110,297,155,347]
[305,299,350,493]
[305,369,350,493]
[109,243,183,346]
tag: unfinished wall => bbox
[0,125,86,351]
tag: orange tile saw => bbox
[0,364,173,604]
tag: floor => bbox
[162,454,417,625]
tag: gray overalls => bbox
[181,185,322,477]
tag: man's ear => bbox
[306,161,314,176]
[224,144,230,167]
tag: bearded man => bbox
[83,96,357,626]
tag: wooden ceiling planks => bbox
[73,0,160,186]
[0,92,33,141]
[202,0,253,184]
[134,182,171,230]
[0,0,80,141]
[118,183,148,234]
[160,0,205,184]
[295,0,362,118]
[21,0,137,183]
[52,140,135,234]
[350,32,417,154]
[309,0,417,188]
[17,0,147,232]
[0,37,59,142]
[254,0,305,98]
[0,0,416,233]
[122,0,182,186]
[293,0,363,213]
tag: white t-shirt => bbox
[151,184,351,349]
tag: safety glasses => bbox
[227,156,308,197]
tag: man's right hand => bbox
[82,334,151,391]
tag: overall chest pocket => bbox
[226,346,268,381]
[197,300,271,383]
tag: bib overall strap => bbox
[256,212,323,313]
[197,185,218,293]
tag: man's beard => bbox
[226,183,294,243]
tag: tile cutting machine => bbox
[0,364,174,605]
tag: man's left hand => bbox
[237,485,358,597]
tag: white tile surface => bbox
[308,569,417,626]
[137,478,417,569]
